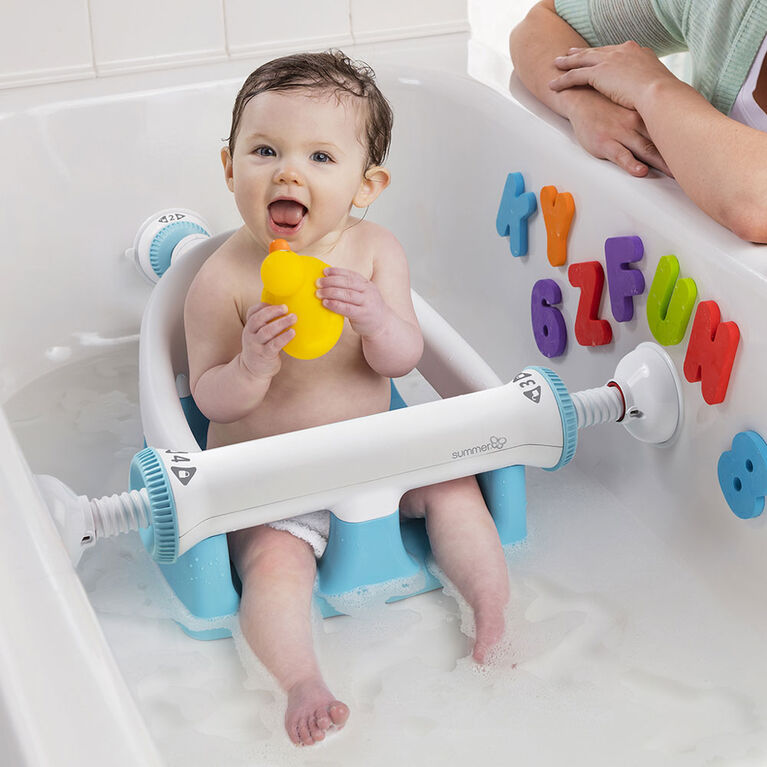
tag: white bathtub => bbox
[2,43,767,766]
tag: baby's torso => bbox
[206,222,392,448]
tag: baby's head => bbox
[223,51,393,250]
[227,50,393,170]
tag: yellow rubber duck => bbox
[260,239,344,360]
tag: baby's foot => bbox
[472,600,506,664]
[285,678,349,746]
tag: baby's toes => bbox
[315,708,333,731]
[287,723,301,746]
[289,716,315,746]
[309,713,327,742]
[329,701,350,728]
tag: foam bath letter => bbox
[531,279,567,357]
[540,185,575,266]
[646,255,697,345]
[604,236,645,322]
[718,431,767,519]
[567,261,612,346]
[496,172,538,258]
[683,300,740,405]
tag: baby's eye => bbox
[254,145,275,157]
[311,151,333,163]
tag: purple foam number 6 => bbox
[604,236,645,322]
[531,279,567,357]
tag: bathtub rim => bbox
[0,408,164,766]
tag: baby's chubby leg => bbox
[400,477,510,663]
[229,525,349,745]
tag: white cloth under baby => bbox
[730,32,767,131]
[267,510,331,557]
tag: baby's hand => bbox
[240,302,296,379]
[316,267,388,339]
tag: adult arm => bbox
[510,0,671,176]
[551,43,767,242]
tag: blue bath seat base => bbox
[316,512,424,617]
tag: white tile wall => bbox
[0,0,93,89]
[469,0,536,58]
[350,0,468,43]
[224,0,353,58]
[89,0,227,74]
[0,0,515,91]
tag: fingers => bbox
[565,88,672,178]
[606,140,650,177]
[244,303,296,349]
[549,68,593,92]
[554,48,602,70]
[244,302,285,325]
[256,314,296,349]
[317,267,367,292]
[316,287,364,308]
[315,268,368,309]
[601,133,672,178]
[628,132,673,176]
[240,303,294,379]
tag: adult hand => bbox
[561,87,672,176]
[316,267,389,339]
[549,41,678,113]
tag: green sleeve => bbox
[554,0,600,46]
[554,0,687,55]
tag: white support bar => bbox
[154,364,565,555]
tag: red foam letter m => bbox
[683,300,740,405]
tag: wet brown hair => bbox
[226,50,393,168]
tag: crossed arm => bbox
[510,0,767,242]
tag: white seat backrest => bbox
[139,232,232,451]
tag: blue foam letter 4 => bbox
[496,172,538,258]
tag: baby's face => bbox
[227,89,371,254]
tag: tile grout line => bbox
[221,0,231,58]
[348,1,356,46]
[85,0,98,77]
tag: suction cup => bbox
[126,208,211,283]
[609,342,684,446]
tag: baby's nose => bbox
[273,164,303,185]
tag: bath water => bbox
[6,345,767,766]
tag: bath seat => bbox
[137,230,527,639]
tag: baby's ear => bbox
[353,166,391,208]
[221,146,234,192]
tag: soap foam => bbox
[7,347,767,766]
[320,571,427,618]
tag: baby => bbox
[184,51,510,747]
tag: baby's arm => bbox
[316,229,423,378]
[185,258,296,424]
[510,0,670,176]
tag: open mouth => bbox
[268,199,308,236]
